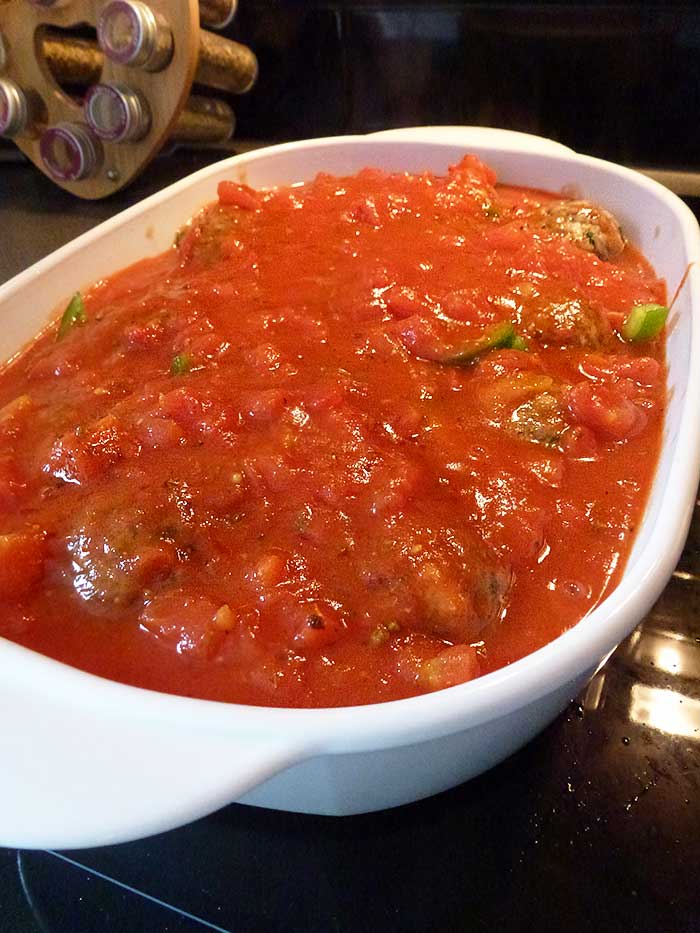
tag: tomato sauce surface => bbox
[0,156,666,707]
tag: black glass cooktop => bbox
[1,153,699,933]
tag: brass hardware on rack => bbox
[41,30,103,86]
[2,26,103,87]
[168,93,234,143]
[196,27,256,94]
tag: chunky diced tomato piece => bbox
[89,415,132,462]
[136,416,185,450]
[355,167,387,184]
[523,451,564,488]
[244,454,294,493]
[245,553,286,594]
[375,399,422,442]
[476,349,543,378]
[561,425,598,460]
[217,181,260,210]
[484,224,527,253]
[383,285,425,320]
[0,460,25,511]
[158,388,204,432]
[441,289,498,324]
[448,154,497,188]
[239,389,286,424]
[420,644,480,691]
[360,264,392,290]
[140,591,227,659]
[567,382,646,440]
[368,460,421,515]
[473,476,548,568]
[244,343,282,371]
[393,315,446,361]
[506,507,548,564]
[292,503,337,544]
[579,354,662,388]
[302,383,346,413]
[392,633,441,684]
[293,601,347,651]
[45,415,133,485]
[0,395,32,438]
[0,532,46,601]
[124,319,166,351]
[136,545,179,584]
[44,441,80,484]
[187,333,228,361]
[349,196,381,227]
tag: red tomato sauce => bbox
[0,156,666,707]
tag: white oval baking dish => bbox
[1,129,699,850]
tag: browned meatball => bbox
[413,558,512,643]
[362,518,512,644]
[473,368,567,446]
[65,504,178,610]
[176,204,240,264]
[543,199,625,261]
[521,298,612,349]
[509,391,568,446]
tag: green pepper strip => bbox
[510,333,530,351]
[170,353,192,375]
[621,303,669,342]
[441,321,527,364]
[57,292,87,341]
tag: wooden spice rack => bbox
[0,0,250,198]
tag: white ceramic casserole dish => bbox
[1,129,699,851]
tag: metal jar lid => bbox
[0,77,29,138]
[97,0,173,72]
[85,83,151,142]
[39,122,103,181]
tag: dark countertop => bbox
[1,153,699,933]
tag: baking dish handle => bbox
[0,680,308,850]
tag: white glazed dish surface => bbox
[1,129,699,850]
